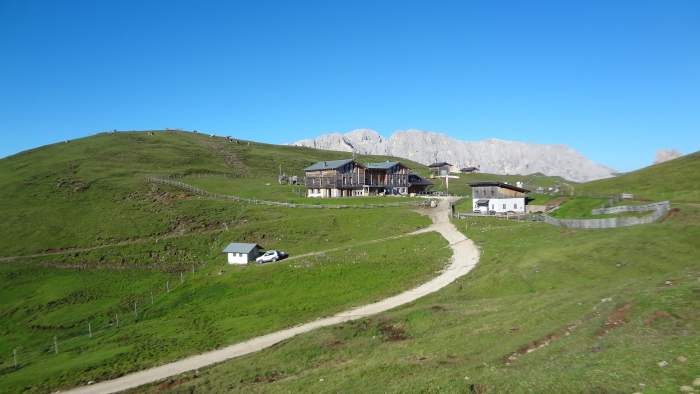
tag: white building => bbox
[222,242,261,265]
[469,181,529,214]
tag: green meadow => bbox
[130,152,700,394]
[135,201,700,394]
[0,131,450,393]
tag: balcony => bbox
[305,174,409,188]
[305,175,365,188]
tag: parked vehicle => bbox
[255,250,289,263]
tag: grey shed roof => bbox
[366,161,403,170]
[222,243,260,254]
[304,159,358,172]
[428,162,452,167]
[468,181,530,194]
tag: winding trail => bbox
[65,198,479,394]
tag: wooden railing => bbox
[305,175,365,188]
[305,174,409,188]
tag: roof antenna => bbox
[342,136,356,160]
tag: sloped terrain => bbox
[132,150,700,393]
[576,151,700,202]
[0,131,451,393]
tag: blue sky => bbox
[1,0,698,171]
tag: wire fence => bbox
[146,175,433,209]
[0,263,206,375]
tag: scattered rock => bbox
[693,377,700,386]
[665,280,673,286]
[87,381,94,385]
[678,356,688,363]
[601,297,612,303]
[319,378,325,382]
[658,360,669,368]
[680,385,694,392]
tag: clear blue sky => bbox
[1,0,698,171]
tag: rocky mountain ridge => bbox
[291,129,615,182]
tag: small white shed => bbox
[222,243,261,265]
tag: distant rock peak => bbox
[292,128,615,182]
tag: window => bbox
[502,203,506,209]
[514,203,518,209]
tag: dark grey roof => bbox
[428,162,452,167]
[304,159,358,172]
[366,161,404,170]
[222,243,260,254]
[468,181,530,193]
[408,174,433,186]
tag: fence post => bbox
[133,301,137,318]
[180,272,184,284]
[53,336,58,354]
[166,281,170,293]
[88,322,92,338]
[150,291,154,305]
[13,348,17,368]
[115,313,119,328]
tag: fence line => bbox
[543,201,670,229]
[0,263,205,374]
[146,176,431,209]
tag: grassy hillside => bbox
[135,204,700,394]
[132,152,700,393]
[0,131,453,393]
[429,171,573,196]
[0,130,429,256]
[576,151,700,202]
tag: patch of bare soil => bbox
[503,315,593,365]
[250,371,283,384]
[378,321,409,341]
[545,197,568,209]
[469,383,488,394]
[643,310,672,326]
[324,339,345,349]
[156,375,194,391]
[596,303,632,338]
[660,207,681,222]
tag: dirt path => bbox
[64,198,479,394]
